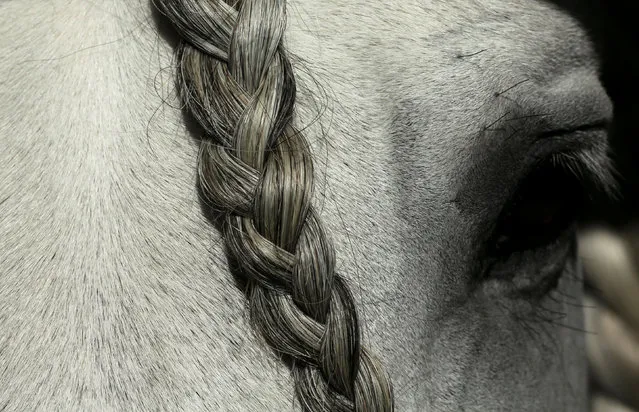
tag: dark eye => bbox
[490,160,585,256]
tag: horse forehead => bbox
[0,0,598,410]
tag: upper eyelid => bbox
[452,113,614,249]
[528,126,618,200]
[500,147,610,221]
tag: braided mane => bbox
[153,0,395,410]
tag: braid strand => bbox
[153,0,395,410]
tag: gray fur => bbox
[0,0,612,411]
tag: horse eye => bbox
[490,161,584,255]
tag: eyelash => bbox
[487,153,599,258]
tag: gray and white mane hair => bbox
[153,0,394,410]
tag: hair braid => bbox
[153,0,394,410]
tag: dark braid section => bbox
[153,0,394,410]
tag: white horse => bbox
[0,0,621,410]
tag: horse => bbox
[0,0,617,410]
